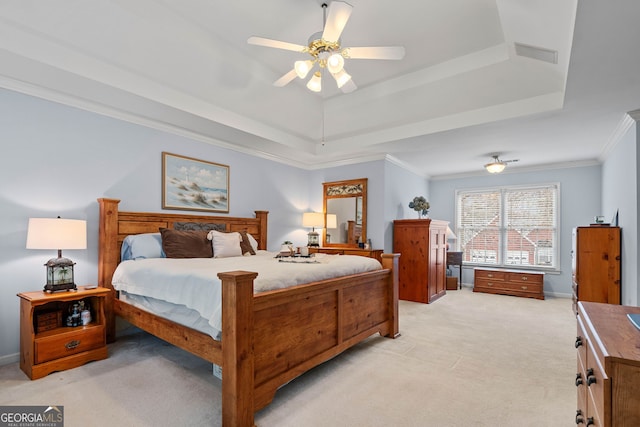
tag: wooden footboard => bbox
[97,198,399,427]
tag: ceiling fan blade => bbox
[322,1,353,43]
[340,78,357,93]
[344,46,406,60]
[273,69,298,87]
[247,36,305,53]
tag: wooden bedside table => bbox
[18,286,110,379]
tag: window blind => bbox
[455,184,559,269]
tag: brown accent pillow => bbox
[239,231,256,255]
[159,228,213,258]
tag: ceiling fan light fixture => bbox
[332,69,352,88]
[484,155,507,173]
[327,52,344,74]
[294,60,314,79]
[307,71,322,92]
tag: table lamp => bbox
[26,217,87,292]
[302,212,324,247]
[446,226,457,250]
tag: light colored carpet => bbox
[0,288,576,426]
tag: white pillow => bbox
[246,233,259,251]
[207,230,242,258]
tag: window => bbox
[455,183,559,269]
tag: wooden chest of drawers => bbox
[473,268,544,300]
[576,302,640,426]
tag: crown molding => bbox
[600,109,640,161]
[430,159,601,181]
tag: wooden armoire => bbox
[571,225,621,313]
[393,219,448,303]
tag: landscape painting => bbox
[162,152,229,213]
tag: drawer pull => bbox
[521,276,528,281]
[586,368,596,386]
[575,336,583,348]
[65,340,81,350]
[586,417,594,426]
[487,282,493,287]
[487,274,493,278]
[575,409,584,424]
[521,286,528,290]
[575,373,583,387]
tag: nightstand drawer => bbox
[35,325,105,364]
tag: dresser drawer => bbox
[498,280,543,295]
[505,272,542,284]
[35,325,105,364]
[474,270,506,281]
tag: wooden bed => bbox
[97,198,399,427]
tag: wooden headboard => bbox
[97,197,269,293]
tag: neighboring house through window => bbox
[455,183,559,270]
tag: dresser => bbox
[393,219,448,303]
[575,302,640,426]
[571,226,621,313]
[308,247,383,263]
[473,268,544,300]
[18,286,109,379]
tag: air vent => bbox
[514,42,558,64]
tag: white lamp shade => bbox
[306,72,322,92]
[331,69,352,88]
[327,53,344,74]
[302,212,325,228]
[326,214,337,229]
[446,226,457,240]
[26,218,87,250]
[294,60,314,79]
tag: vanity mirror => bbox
[323,178,367,247]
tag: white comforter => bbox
[111,251,381,334]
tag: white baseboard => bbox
[0,352,19,366]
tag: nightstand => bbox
[18,286,109,379]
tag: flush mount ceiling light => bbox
[248,1,405,94]
[484,155,518,174]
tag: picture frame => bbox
[162,152,229,213]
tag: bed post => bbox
[381,253,400,338]
[254,210,268,250]
[218,270,259,427]
[97,198,120,343]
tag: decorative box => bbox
[36,310,62,333]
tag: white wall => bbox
[0,89,312,362]
[601,120,638,306]
[430,165,602,297]
[383,160,430,252]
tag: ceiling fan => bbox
[484,155,519,174]
[247,1,405,93]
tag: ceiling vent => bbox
[514,42,558,64]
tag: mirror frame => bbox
[322,178,367,248]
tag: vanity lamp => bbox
[26,217,87,292]
[302,212,325,247]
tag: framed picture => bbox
[162,152,229,213]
